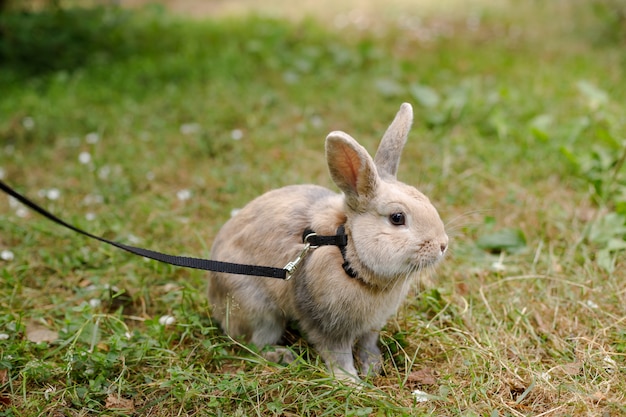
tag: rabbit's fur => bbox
[207,103,448,380]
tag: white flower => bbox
[83,194,103,205]
[85,212,96,221]
[98,165,111,180]
[176,189,192,201]
[78,151,92,164]
[9,197,28,218]
[159,315,176,326]
[22,117,35,130]
[127,234,141,245]
[16,207,28,218]
[0,333,9,340]
[230,208,241,218]
[603,355,617,372]
[586,300,599,309]
[231,129,244,140]
[491,261,506,271]
[1,250,15,261]
[89,299,101,308]
[309,115,323,129]
[103,284,121,293]
[46,188,60,200]
[85,132,100,144]
[44,385,56,400]
[412,389,430,403]
[283,71,299,84]
[180,123,200,135]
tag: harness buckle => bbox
[283,233,318,280]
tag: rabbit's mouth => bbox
[415,235,449,265]
[416,255,445,270]
[348,249,446,291]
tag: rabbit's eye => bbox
[389,212,406,226]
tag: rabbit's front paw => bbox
[262,347,296,365]
[356,331,383,377]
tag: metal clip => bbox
[283,233,318,280]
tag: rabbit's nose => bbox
[440,243,448,254]
[439,235,449,255]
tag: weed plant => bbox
[0,1,625,415]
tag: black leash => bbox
[0,180,348,280]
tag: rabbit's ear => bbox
[326,131,379,209]
[373,102,413,178]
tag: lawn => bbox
[0,0,625,415]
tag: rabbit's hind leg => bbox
[249,312,295,365]
[249,308,286,347]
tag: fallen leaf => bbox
[162,283,181,293]
[456,282,469,296]
[407,368,438,386]
[551,259,563,273]
[590,391,607,403]
[26,324,58,344]
[96,342,110,352]
[78,279,93,288]
[105,394,134,411]
[221,364,245,374]
[560,361,582,376]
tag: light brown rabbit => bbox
[207,103,448,380]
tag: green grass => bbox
[1,1,626,415]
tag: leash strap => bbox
[0,180,290,278]
[0,180,350,280]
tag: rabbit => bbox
[207,103,448,381]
